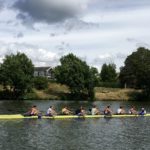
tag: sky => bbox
[0,0,150,71]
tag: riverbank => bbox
[95,87,141,100]
[23,83,141,100]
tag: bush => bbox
[33,77,48,90]
[99,82,121,88]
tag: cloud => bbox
[62,18,99,31]
[50,33,56,37]
[116,53,127,60]
[127,38,150,48]
[55,41,70,51]
[0,0,4,11]
[0,41,60,67]
[15,32,24,38]
[93,53,113,65]
[93,0,150,12]
[91,52,128,70]
[13,0,90,25]
[25,48,60,67]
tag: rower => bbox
[75,108,81,115]
[46,106,57,116]
[75,106,86,116]
[62,106,72,115]
[30,105,39,116]
[80,106,86,116]
[91,105,100,115]
[139,108,146,115]
[24,105,39,116]
[129,106,137,114]
[104,106,113,115]
[117,106,126,114]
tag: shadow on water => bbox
[103,117,112,123]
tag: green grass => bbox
[0,85,3,91]
[24,83,69,100]
[0,83,141,100]
[95,87,141,100]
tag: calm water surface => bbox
[0,100,150,150]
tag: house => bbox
[34,66,53,78]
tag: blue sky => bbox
[0,0,150,71]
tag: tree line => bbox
[0,47,150,100]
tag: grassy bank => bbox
[95,87,141,100]
[24,83,69,100]
[24,83,141,100]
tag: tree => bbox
[54,53,96,100]
[33,76,48,90]
[100,63,117,82]
[119,47,150,97]
[89,67,100,86]
[0,52,34,99]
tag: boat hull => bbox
[0,114,150,120]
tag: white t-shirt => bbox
[91,108,97,115]
[47,108,52,114]
[117,108,122,114]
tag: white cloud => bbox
[97,53,111,59]
[0,41,60,67]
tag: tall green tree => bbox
[54,53,96,100]
[0,52,34,99]
[100,63,117,82]
[89,67,100,86]
[119,47,150,97]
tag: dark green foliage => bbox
[100,63,117,82]
[33,76,48,90]
[54,53,96,100]
[99,81,121,88]
[89,67,100,86]
[0,52,34,99]
[119,47,150,98]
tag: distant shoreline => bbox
[0,83,142,101]
[23,83,141,101]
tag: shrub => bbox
[33,77,48,90]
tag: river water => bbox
[0,100,150,150]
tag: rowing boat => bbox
[0,114,150,119]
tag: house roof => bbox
[34,66,52,72]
